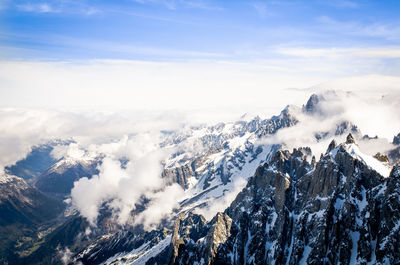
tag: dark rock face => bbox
[346,133,355,144]
[303,94,321,114]
[158,139,399,265]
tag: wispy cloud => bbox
[17,3,58,13]
[317,0,359,9]
[316,15,400,41]
[133,0,177,10]
[0,28,228,59]
[83,7,100,15]
[109,8,204,25]
[251,2,270,18]
[15,1,101,15]
[132,0,221,11]
[182,0,222,10]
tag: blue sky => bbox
[0,0,400,111]
[1,0,400,61]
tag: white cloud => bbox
[70,133,178,227]
[134,183,185,230]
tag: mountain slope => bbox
[5,144,58,181]
[0,174,64,263]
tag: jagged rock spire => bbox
[346,133,355,144]
[326,139,337,153]
[303,94,320,114]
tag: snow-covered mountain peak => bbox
[49,155,95,175]
[327,134,392,178]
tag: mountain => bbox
[33,157,99,198]
[128,134,398,265]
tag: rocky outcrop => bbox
[204,213,232,264]
[163,157,208,189]
[163,163,197,189]
[346,132,355,144]
[169,212,232,265]
[374,152,390,163]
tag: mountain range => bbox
[0,92,399,265]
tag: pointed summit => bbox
[303,94,320,114]
[346,133,355,144]
[326,139,337,153]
